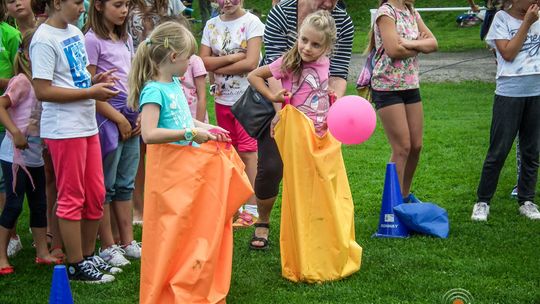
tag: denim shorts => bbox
[372,89,422,110]
[103,135,141,203]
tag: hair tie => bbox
[145,38,152,46]
[164,37,169,49]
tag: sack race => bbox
[231,86,276,139]
[393,202,449,238]
[140,142,253,304]
[274,105,362,283]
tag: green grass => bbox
[1,81,539,303]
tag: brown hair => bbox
[281,10,336,78]
[85,0,128,40]
[14,29,36,78]
[365,0,414,54]
[0,0,6,21]
[130,0,168,19]
[127,21,197,109]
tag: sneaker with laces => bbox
[123,241,142,259]
[86,255,122,274]
[99,245,130,267]
[510,186,518,198]
[67,260,115,284]
[519,201,540,220]
[471,202,490,221]
[7,235,23,257]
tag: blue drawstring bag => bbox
[393,203,449,238]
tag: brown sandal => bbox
[249,223,270,250]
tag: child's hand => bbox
[525,4,539,26]
[193,128,217,144]
[270,113,280,138]
[116,116,132,141]
[272,89,289,103]
[12,130,28,150]
[208,127,232,143]
[89,83,120,101]
[398,37,414,49]
[92,69,119,85]
[131,115,142,137]
[417,32,430,41]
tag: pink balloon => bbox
[327,96,376,145]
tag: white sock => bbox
[244,204,259,218]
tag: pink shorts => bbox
[215,103,257,152]
[45,135,105,221]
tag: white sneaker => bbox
[86,255,123,274]
[519,201,540,220]
[123,241,142,259]
[7,235,23,257]
[99,245,130,267]
[471,202,490,221]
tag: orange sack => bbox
[274,105,362,283]
[140,142,253,304]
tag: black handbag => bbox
[231,86,276,139]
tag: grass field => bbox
[2,81,539,303]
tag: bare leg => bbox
[112,200,134,245]
[44,151,62,256]
[98,204,115,249]
[81,219,101,257]
[377,103,413,197]
[132,143,145,223]
[58,219,83,263]
[0,226,11,268]
[401,102,424,196]
[31,227,59,262]
[239,151,258,207]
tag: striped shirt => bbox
[263,0,354,80]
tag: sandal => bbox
[249,223,270,250]
[49,246,65,260]
[35,256,63,265]
[0,266,14,275]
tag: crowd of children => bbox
[0,0,538,302]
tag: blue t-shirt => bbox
[139,78,195,146]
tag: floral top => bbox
[371,4,421,91]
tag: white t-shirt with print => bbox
[30,23,97,139]
[486,10,540,78]
[201,12,264,106]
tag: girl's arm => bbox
[214,37,262,75]
[378,15,419,59]
[33,79,119,103]
[247,66,288,103]
[87,65,132,140]
[194,75,207,122]
[399,16,438,54]
[0,96,28,149]
[140,104,216,144]
[495,5,539,61]
[199,45,247,72]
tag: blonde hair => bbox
[281,10,336,78]
[128,21,197,110]
[365,0,414,54]
[14,29,35,78]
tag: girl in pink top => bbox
[0,30,61,276]
[247,10,337,250]
[181,54,209,123]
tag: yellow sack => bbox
[274,105,362,283]
[140,142,253,304]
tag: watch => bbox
[184,128,197,141]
